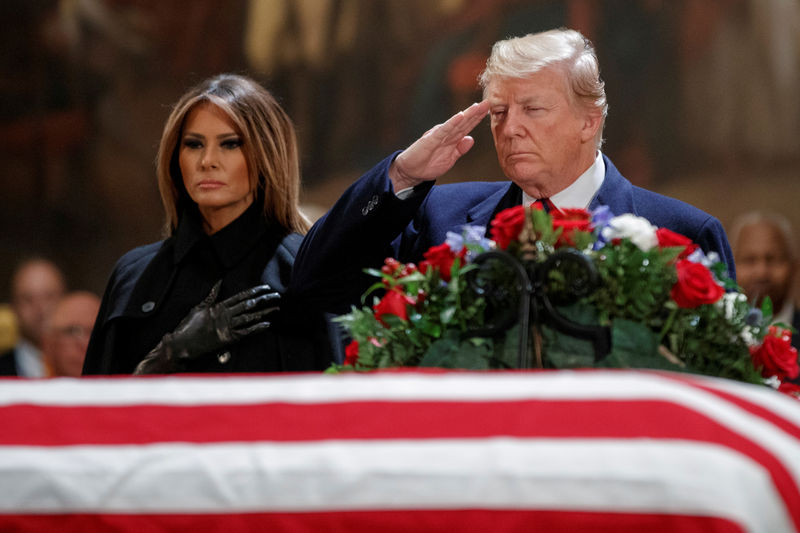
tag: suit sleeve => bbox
[292,152,433,315]
[695,216,737,281]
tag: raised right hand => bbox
[388,100,490,192]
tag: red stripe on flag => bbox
[664,376,800,440]
[0,400,775,445]
[0,509,748,533]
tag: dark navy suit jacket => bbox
[293,152,735,315]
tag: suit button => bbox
[361,195,379,216]
[217,351,231,364]
[141,301,155,313]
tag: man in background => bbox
[0,258,66,377]
[41,291,101,377]
[730,211,799,350]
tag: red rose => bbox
[656,228,698,260]
[490,205,527,250]
[670,259,725,308]
[778,381,800,399]
[551,208,592,247]
[750,326,800,381]
[373,288,415,325]
[344,340,359,366]
[419,243,465,282]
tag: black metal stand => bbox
[465,248,611,368]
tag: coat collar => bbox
[173,202,267,270]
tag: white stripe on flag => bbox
[0,438,791,532]
[0,371,787,406]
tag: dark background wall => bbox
[1,0,798,301]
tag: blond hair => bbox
[156,74,309,234]
[479,28,607,148]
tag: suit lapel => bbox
[467,182,520,226]
[589,154,636,217]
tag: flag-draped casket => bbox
[1,369,799,532]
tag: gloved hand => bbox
[134,281,280,374]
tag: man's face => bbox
[487,68,600,198]
[43,293,100,377]
[12,261,65,347]
[734,222,795,311]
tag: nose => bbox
[200,146,219,169]
[499,107,525,138]
[750,258,771,280]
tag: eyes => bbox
[489,105,544,121]
[182,137,243,150]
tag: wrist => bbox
[388,158,424,192]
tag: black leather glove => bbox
[134,281,280,374]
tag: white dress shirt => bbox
[522,151,605,210]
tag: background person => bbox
[41,291,101,377]
[730,211,799,350]
[83,74,334,375]
[0,258,66,377]
[293,28,735,316]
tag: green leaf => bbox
[601,319,681,371]
[419,330,492,369]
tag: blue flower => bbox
[448,225,492,261]
[687,248,720,268]
[445,231,464,253]
[590,206,614,250]
[591,205,614,228]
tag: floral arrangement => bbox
[332,204,800,398]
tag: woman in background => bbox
[83,74,333,374]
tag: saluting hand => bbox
[389,100,490,192]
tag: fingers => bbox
[221,284,279,307]
[432,100,489,142]
[230,306,278,334]
[456,135,475,157]
[235,321,272,337]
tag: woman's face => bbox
[179,102,253,234]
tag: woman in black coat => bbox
[83,74,334,375]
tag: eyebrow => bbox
[182,131,240,139]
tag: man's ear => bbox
[580,109,603,144]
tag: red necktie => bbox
[535,198,559,214]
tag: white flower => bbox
[740,325,757,347]
[716,292,747,321]
[601,214,658,251]
[763,375,781,389]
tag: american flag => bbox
[1,369,799,532]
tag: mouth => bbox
[197,180,225,190]
[506,152,534,162]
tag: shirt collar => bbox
[522,151,605,209]
[16,339,44,378]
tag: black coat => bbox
[83,204,336,375]
[0,348,18,376]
